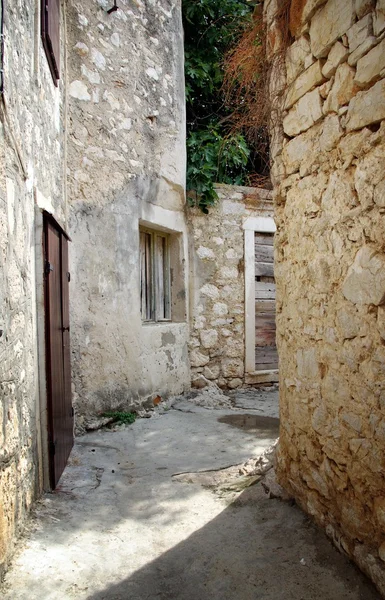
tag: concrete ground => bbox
[1,388,381,600]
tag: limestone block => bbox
[286,37,311,85]
[282,123,322,175]
[342,412,362,433]
[322,41,349,78]
[336,308,360,339]
[222,199,245,215]
[200,329,218,349]
[301,0,328,23]
[377,306,385,340]
[302,464,330,498]
[221,358,244,378]
[203,365,220,380]
[191,374,211,389]
[310,0,355,58]
[379,542,385,562]
[345,80,385,131]
[355,0,375,19]
[321,170,356,214]
[319,78,334,98]
[69,80,91,101]
[337,127,372,162]
[323,63,356,114]
[284,61,325,110]
[374,0,385,35]
[319,114,343,152]
[342,246,385,305]
[200,284,220,299]
[348,36,378,66]
[374,497,385,528]
[213,302,228,316]
[296,348,319,379]
[355,38,385,87]
[374,179,385,207]
[283,89,323,136]
[197,246,215,260]
[190,350,210,368]
[347,13,373,53]
[228,378,242,389]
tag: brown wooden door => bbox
[255,233,278,371]
[44,215,73,489]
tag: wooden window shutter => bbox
[41,0,60,85]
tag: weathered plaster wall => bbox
[188,184,273,389]
[0,0,67,577]
[266,0,385,593]
[66,0,190,427]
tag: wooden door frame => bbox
[43,212,73,489]
[243,216,279,385]
[35,208,72,491]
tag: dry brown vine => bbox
[222,0,293,186]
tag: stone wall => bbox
[188,184,273,389]
[266,0,385,594]
[66,0,190,427]
[0,0,67,577]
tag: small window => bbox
[41,0,60,85]
[140,228,171,322]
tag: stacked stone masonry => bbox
[188,185,273,389]
[66,0,190,429]
[0,0,188,577]
[0,0,68,579]
[266,0,385,594]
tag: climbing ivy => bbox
[183,0,254,212]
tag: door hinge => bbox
[45,261,54,276]
[71,406,74,417]
[67,272,71,282]
[49,440,56,456]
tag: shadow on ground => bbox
[87,484,380,600]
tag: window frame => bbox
[41,0,60,86]
[140,227,171,323]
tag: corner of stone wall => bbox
[266,0,385,595]
[187,184,274,391]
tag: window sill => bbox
[141,320,187,326]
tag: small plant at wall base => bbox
[102,411,136,425]
[183,0,257,212]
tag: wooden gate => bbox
[44,214,73,489]
[255,232,278,371]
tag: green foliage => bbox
[102,411,136,425]
[187,128,250,213]
[183,0,253,211]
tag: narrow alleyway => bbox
[1,389,380,600]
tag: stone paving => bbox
[0,389,381,600]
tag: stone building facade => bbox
[266,0,385,594]
[0,0,188,577]
[188,184,275,389]
[0,0,68,578]
[66,0,189,429]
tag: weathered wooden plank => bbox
[255,233,274,246]
[255,362,279,371]
[255,345,279,369]
[255,261,274,277]
[255,281,276,300]
[255,300,275,312]
[255,243,274,264]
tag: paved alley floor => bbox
[1,388,381,600]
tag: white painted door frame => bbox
[243,216,278,383]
